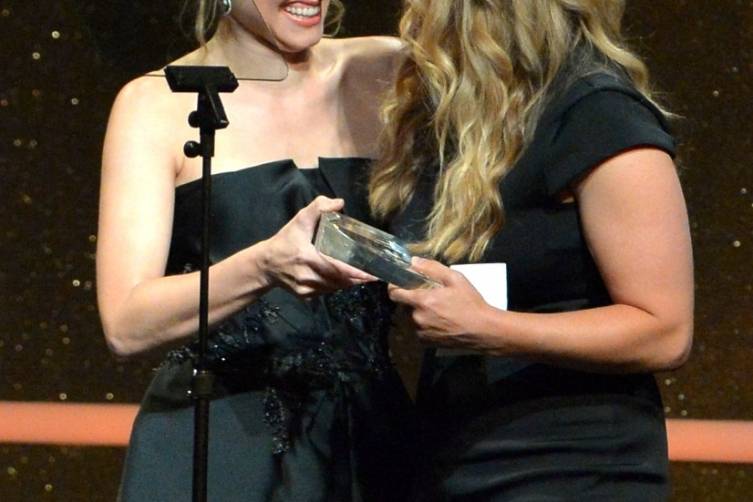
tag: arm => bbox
[97,79,372,358]
[390,148,694,373]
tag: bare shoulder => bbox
[103,72,192,180]
[117,74,166,98]
[106,71,194,160]
[340,36,404,70]
[110,73,183,120]
[321,37,404,97]
[112,47,216,118]
[339,35,404,57]
[322,36,404,75]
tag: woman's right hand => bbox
[258,196,376,297]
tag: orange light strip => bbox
[1,402,752,463]
[0,402,138,447]
[666,419,753,463]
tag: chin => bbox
[275,32,325,54]
[269,1,328,53]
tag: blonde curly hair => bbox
[370,0,662,263]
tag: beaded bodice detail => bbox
[160,158,395,454]
[163,282,393,453]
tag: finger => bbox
[295,205,322,232]
[290,282,320,298]
[321,254,377,282]
[306,253,367,291]
[388,286,419,306]
[309,251,361,281]
[411,257,457,285]
[295,275,342,296]
[313,195,345,213]
[310,263,356,290]
[297,197,345,232]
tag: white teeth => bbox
[284,5,320,18]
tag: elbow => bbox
[103,328,136,359]
[101,317,143,359]
[105,334,136,359]
[650,320,694,371]
[98,286,161,358]
[665,328,693,370]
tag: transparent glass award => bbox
[314,212,438,289]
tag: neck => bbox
[204,19,316,81]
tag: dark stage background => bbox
[1,0,751,500]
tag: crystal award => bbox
[314,212,438,289]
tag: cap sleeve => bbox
[542,86,676,196]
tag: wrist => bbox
[471,304,517,355]
[244,239,276,291]
[469,303,498,342]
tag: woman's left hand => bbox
[388,258,491,349]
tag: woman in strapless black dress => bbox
[371,1,694,500]
[97,1,414,500]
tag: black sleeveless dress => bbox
[390,73,676,501]
[119,158,416,501]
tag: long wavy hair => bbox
[370,0,663,263]
[189,0,345,46]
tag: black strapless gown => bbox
[118,158,416,502]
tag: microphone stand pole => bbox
[164,65,239,502]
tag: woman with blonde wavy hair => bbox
[373,0,693,499]
[97,1,416,500]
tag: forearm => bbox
[101,242,272,357]
[473,303,693,373]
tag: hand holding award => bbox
[314,212,438,289]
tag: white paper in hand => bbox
[435,263,507,357]
[449,263,507,310]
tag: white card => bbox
[449,263,507,310]
[434,263,507,357]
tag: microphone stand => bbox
[164,65,239,502]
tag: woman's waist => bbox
[165,282,392,362]
[419,354,663,413]
[163,332,392,387]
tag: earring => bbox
[221,0,232,16]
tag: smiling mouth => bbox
[283,3,322,19]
